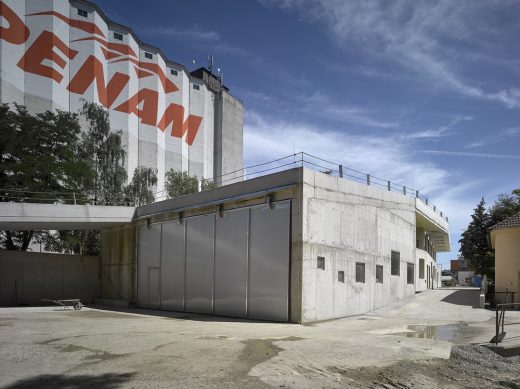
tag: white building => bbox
[0,0,243,190]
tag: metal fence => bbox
[0,151,448,222]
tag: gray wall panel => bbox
[248,201,291,321]
[160,221,186,310]
[148,267,160,308]
[185,214,215,314]
[137,224,161,308]
[214,208,248,317]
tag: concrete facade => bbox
[491,226,520,300]
[98,167,450,323]
[0,0,243,191]
[0,251,99,306]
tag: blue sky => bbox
[96,0,520,266]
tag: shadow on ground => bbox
[89,305,283,325]
[441,289,480,308]
[5,373,135,389]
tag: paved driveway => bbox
[0,288,517,388]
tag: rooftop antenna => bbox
[208,54,213,74]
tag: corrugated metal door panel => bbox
[148,267,160,308]
[214,208,249,318]
[137,224,161,308]
[160,221,185,310]
[248,201,291,322]
[185,214,215,314]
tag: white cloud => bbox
[147,26,220,42]
[466,126,520,148]
[406,116,472,139]
[419,150,520,160]
[261,0,520,110]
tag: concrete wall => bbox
[415,249,439,292]
[0,251,99,306]
[99,225,136,303]
[494,227,520,298]
[300,169,417,322]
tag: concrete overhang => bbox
[415,199,451,252]
[0,203,135,230]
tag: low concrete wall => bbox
[0,251,99,306]
[100,225,137,304]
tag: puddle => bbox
[395,324,471,342]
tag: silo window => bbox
[171,69,178,76]
[338,271,345,283]
[114,32,123,41]
[145,52,153,60]
[193,84,200,90]
[317,256,325,270]
[77,9,88,17]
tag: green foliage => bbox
[79,101,127,205]
[39,230,100,256]
[125,166,158,206]
[459,189,520,279]
[459,198,494,278]
[164,170,214,198]
[0,103,93,251]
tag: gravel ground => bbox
[330,345,520,388]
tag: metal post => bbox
[426,198,429,205]
[416,190,419,198]
[387,181,391,191]
[496,306,499,344]
[72,192,76,205]
[367,174,370,186]
[403,186,406,195]
[339,164,343,178]
[434,205,436,212]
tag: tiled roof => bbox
[491,211,520,230]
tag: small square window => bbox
[376,265,383,284]
[391,250,400,276]
[170,69,178,76]
[355,262,365,283]
[144,52,153,59]
[193,84,200,90]
[407,262,415,284]
[338,271,345,283]
[317,256,325,270]
[113,32,123,41]
[77,8,88,18]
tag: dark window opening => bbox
[355,262,365,283]
[317,256,325,270]
[193,84,200,90]
[376,265,383,284]
[78,9,88,17]
[419,258,425,279]
[114,32,123,41]
[391,250,400,276]
[338,270,345,283]
[170,69,178,76]
[144,52,153,59]
[407,262,415,284]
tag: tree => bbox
[488,189,520,226]
[164,170,214,198]
[459,198,494,278]
[0,103,93,250]
[125,167,158,206]
[165,170,199,198]
[79,101,127,205]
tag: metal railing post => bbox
[72,192,76,205]
[367,174,370,186]
[416,190,419,198]
[496,306,499,345]
[339,165,343,178]
[387,181,391,191]
[403,186,406,195]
